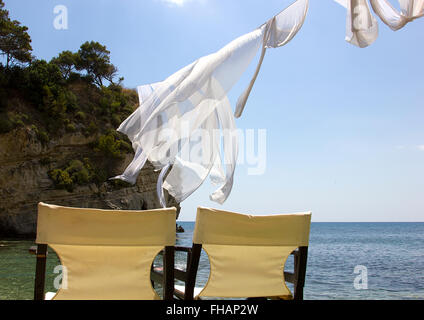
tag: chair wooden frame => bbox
[30,245,175,300]
[151,244,308,300]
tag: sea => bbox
[1,222,423,300]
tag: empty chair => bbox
[174,207,311,300]
[33,202,176,300]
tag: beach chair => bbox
[32,202,176,300]
[172,207,311,300]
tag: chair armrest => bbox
[284,271,295,283]
[151,246,192,285]
[29,245,48,256]
[175,246,192,253]
[29,246,37,255]
[156,246,192,255]
[152,266,188,282]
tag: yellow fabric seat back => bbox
[36,202,176,300]
[193,207,311,298]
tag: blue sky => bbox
[5,0,423,221]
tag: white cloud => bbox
[159,0,206,8]
[161,0,191,6]
[395,145,424,151]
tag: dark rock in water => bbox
[176,224,185,233]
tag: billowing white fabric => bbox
[335,0,424,47]
[115,0,423,206]
[345,0,379,47]
[370,0,424,30]
[235,0,309,118]
[113,0,309,206]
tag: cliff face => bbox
[0,126,179,237]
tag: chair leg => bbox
[293,246,308,300]
[34,244,47,300]
[163,246,174,300]
[184,244,202,300]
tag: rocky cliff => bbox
[0,126,179,237]
[0,34,183,237]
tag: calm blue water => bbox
[1,223,424,300]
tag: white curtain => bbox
[345,0,379,48]
[114,0,423,207]
[370,0,424,30]
[113,0,309,206]
[336,0,424,47]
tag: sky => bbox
[4,0,423,222]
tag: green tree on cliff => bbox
[0,0,7,23]
[76,41,118,87]
[50,50,79,79]
[0,0,9,32]
[0,0,32,68]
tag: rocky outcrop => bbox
[0,126,179,238]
